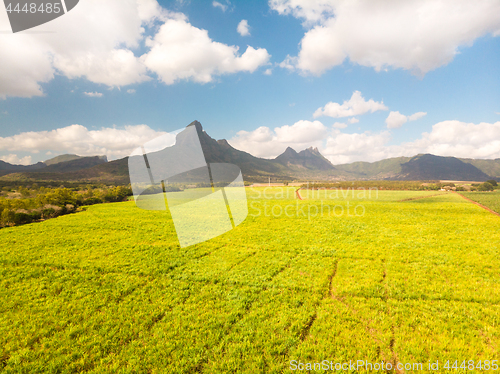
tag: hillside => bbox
[335,156,411,179]
[43,154,84,166]
[460,158,500,179]
[397,154,491,181]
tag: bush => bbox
[14,212,33,225]
[478,182,494,191]
[486,179,498,187]
[82,197,103,205]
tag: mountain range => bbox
[1,121,498,184]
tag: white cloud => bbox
[264,68,273,75]
[269,0,335,26]
[385,111,408,129]
[83,92,103,97]
[0,0,268,99]
[0,124,166,161]
[406,120,500,159]
[142,19,270,84]
[127,89,136,94]
[408,112,427,121]
[0,154,32,166]
[270,0,500,76]
[313,91,388,118]
[322,130,393,164]
[229,120,327,158]
[279,55,298,71]
[230,118,500,164]
[386,110,427,128]
[212,1,228,12]
[237,20,251,36]
[348,117,359,124]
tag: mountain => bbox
[397,154,491,181]
[44,154,84,166]
[0,160,46,177]
[459,158,500,179]
[42,156,108,173]
[275,146,335,170]
[335,157,412,179]
[0,121,498,183]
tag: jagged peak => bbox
[187,120,203,132]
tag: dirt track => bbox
[453,191,500,217]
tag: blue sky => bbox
[0,0,499,165]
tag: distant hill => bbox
[1,121,498,183]
[0,160,46,177]
[335,156,411,179]
[459,158,500,179]
[42,156,108,173]
[397,154,491,181]
[275,147,335,170]
[44,154,83,166]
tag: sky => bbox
[0,0,499,166]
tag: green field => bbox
[1,188,499,373]
[461,190,500,214]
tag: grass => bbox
[0,188,499,373]
[461,190,500,214]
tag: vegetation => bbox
[0,188,499,372]
[0,184,132,227]
[302,180,444,190]
[461,190,500,214]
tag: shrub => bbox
[478,182,494,191]
[82,197,102,205]
[14,212,32,225]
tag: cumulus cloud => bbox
[229,120,327,158]
[237,20,251,36]
[279,55,298,71]
[127,89,136,94]
[386,111,427,129]
[0,154,32,166]
[142,19,270,84]
[385,111,408,129]
[230,118,500,164]
[406,120,500,159]
[313,91,388,118]
[0,0,269,99]
[264,68,273,75]
[83,92,103,97]
[0,124,166,161]
[270,0,500,76]
[348,117,359,124]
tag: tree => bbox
[1,209,14,226]
[478,182,494,191]
[486,179,498,187]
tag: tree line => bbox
[0,184,132,227]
